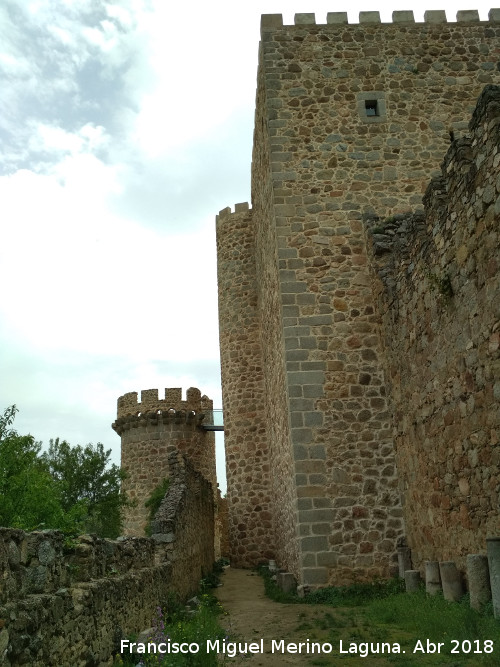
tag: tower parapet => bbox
[260,8,499,31]
[116,387,212,421]
[113,387,216,536]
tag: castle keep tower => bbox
[217,10,500,585]
[113,387,216,536]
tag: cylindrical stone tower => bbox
[216,203,275,566]
[112,387,216,536]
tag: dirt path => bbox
[214,567,339,666]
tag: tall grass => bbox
[367,590,498,644]
[117,562,229,666]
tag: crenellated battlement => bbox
[116,387,213,419]
[215,202,251,225]
[261,8,500,33]
[112,409,205,436]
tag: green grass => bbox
[260,565,405,605]
[260,568,500,666]
[116,564,229,666]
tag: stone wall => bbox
[113,387,216,536]
[216,10,500,586]
[253,49,304,579]
[216,204,274,566]
[217,492,230,559]
[0,454,214,666]
[367,85,500,573]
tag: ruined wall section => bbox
[367,85,500,572]
[216,205,275,566]
[0,454,214,665]
[114,387,215,536]
[257,10,500,585]
[151,450,215,587]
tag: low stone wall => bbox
[0,454,214,666]
[367,85,500,571]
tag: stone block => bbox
[234,202,250,213]
[288,370,325,386]
[317,551,339,566]
[489,8,500,21]
[260,14,283,32]
[404,570,421,591]
[294,13,315,25]
[392,10,415,23]
[301,537,330,558]
[439,561,464,602]
[327,12,348,24]
[303,385,324,398]
[291,427,313,444]
[359,11,381,23]
[298,508,334,523]
[467,554,491,611]
[277,572,296,593]
[302,568,328,585]
[281,282,306,294]
[304,411,324,427]
[297,584,310,598]
[456,10,479,22]
[487,538,500,618]
[397,546,412,578]
[424,10,447,23]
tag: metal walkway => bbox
[199,409,224,432]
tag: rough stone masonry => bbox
[216,9,500,587]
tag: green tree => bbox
[0,406,129,537]
[42,438,128,538]
[0,405,65,531]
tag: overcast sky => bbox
[1,0,495,494]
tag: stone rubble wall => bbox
[113,387,216,536]
[0,454,214,666]
[367,85,500,573]
[151,451,215,590]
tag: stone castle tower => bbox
[113,387,216,536]
[216,9,500,586]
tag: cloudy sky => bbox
[0,0,495,493]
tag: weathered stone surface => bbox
[467,554,491,611]
[404,569,421,592]
[367,87,500,572]
[487,537,500,618]
[439,561,465,602]
[425,561,442,595]
[0,455,214,665]
[113,387,217,539]
[217,15,500,587]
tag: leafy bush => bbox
[0,405,130,537]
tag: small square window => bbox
[365,100,379,117]
[358,92,386,123]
